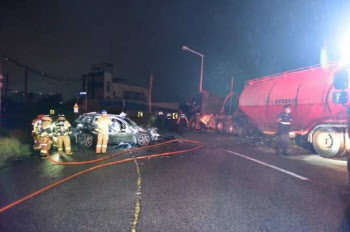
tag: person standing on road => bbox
[165,112,173,131]
[54,114,73,156]
[276,105,292,155]
[176,110,189,136]
[95,110,112,154]
[32,114,45,150]
[155,111,165,130]
[39,115,54,158]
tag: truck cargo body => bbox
[239,63,350,158]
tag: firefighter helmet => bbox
[58,114,66,121]
[42,115,52,122]
[37,114,45,119]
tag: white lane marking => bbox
[224,149,311,181]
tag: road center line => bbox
[131,157,142,232]
[224,149,311,181]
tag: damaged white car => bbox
[71,112,163,148]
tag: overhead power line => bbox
[4,56,81,82]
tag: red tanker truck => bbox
[239,62,350,158]
[186,62,349,158]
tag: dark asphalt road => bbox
[1,132,350,232]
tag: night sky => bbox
[1,0,349,102]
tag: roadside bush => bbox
[0,137,31,167]
[9,129,32,143]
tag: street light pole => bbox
[182,45,204,93]
[200,55,204,93]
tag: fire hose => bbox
[0,139,204,213]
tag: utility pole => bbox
[148,73,154,115]
[24,68,28,103]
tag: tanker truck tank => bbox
[239,62,350,158]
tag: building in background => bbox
[82,63,148,103]
[113,83,148,103]
[82,63,114,100]
[81,63,178,114]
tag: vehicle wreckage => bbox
[71,112,164,148]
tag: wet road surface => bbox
[1,131,350,232]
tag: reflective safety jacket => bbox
[54,120,72,136]
[32,120,43,135]
[95,116,112,135]
[177,113,189,125]
[277,112,292,134]
[40,125,54,138]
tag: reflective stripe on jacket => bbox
[95,117,112,135]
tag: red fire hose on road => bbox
[0,139,203,213]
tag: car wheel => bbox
[137,133,151,147]
[84,134,95,148]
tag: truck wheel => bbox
[216,121,225,134]
[312,128,346,158]
[137,133,151,147]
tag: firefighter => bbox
[95,110,112,154]
[39,115,54,158]
[276,104,292,155]
[155,111,165,130]
[32,114,45,126]
[54,114,72,156]
[176,110,189,135]
[32,114,45,150]
[165,112,173,131]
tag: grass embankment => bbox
[0,128,32,168]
